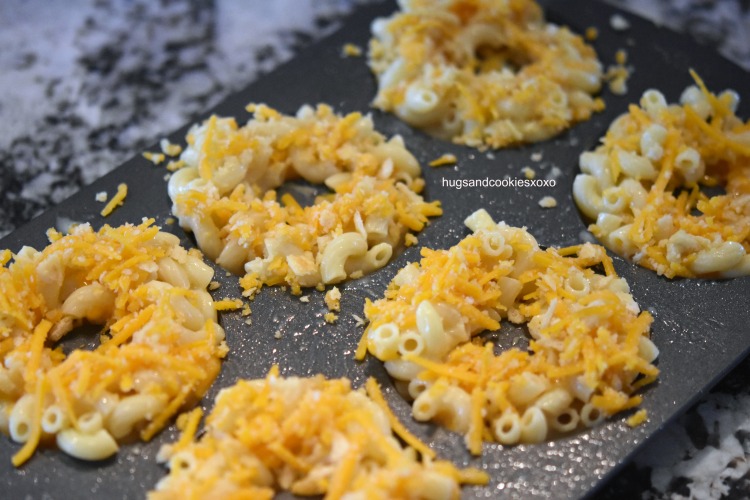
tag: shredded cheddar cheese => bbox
[429,153,458,167]
[342,43,363,57]
[150,369,486,499]
[100,183,128,217]
[360,212,658,452]
[0,220,227,465]
[626,408,648,427]
[213,298,244,311]
[368,0,604,149]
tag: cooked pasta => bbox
[0,221,227,465]
[357,209,658,453]
[368,0,604,149]
[573,71,750,278]
[168,103,441,297]
[150,367,488,499]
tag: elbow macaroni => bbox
[573,72,750,278]
[367,0,604,149]
[168,103,441,296]
[0,220,228,465]
[358,209,658,453]
[150,367,487,499]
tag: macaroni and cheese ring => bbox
[150,369,486,498]
[574,74,750,278]
[359,209,658,453]
[0,221,228,466]
[169,104,441,296]
[368,0,603,149]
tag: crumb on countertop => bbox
[538,196,558,208]
[610,14,631,31]
[352,314,366,327]
[615,49,628,65]
[142,151,166,165]
[325,286,341,312]
[546,166,562,181]
[160,138,183,157]
[521,166,536,180]
[324,312,338,324]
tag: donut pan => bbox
[2,1,749,498]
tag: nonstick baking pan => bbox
[2,1,749,498]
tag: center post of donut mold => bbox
[441,177,557,189]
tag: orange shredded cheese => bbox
[150,368,481,499]
[100,183,128,217]
[364,377,436,460]
[574,72,750,278]
[368,0,604,149]
[0,220,227,464]
[429,153,458,167]
[626,408,648,427]
[213,298,244,311]
[341,43,363,57]
[360,210,658,452]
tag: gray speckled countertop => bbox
[1,0,749,498]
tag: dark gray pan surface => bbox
[1,1,749,498]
